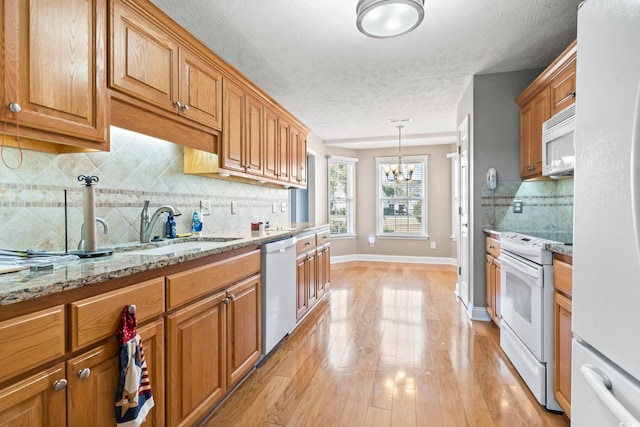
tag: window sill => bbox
[330,233,357,240]
[376,235,429,240]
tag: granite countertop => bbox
[0,223,328,306]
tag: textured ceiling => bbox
[150,0,581,148]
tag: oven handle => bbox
[499,253,542,286]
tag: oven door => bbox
[499,251,544,361]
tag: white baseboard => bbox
[331,254,457,266]
[468,304,491,322]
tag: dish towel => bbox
[115,305,154,427]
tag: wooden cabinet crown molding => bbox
[516,40,577,107]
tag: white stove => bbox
[498,230,569,412]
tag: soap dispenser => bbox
[166,213,176,239]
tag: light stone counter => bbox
[0,223,329,306]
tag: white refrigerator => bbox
[572,0,640,425]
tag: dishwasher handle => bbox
[263,237,297,254]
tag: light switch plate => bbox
[200,200,211,216]
[231,201,237,215]
[281,202,287,212]
[272,202,277,213]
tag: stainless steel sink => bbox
[124,239,240,256]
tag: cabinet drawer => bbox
[70,277,165,351]
[296,234,316,254]
[553,259,573,297]
[486,237,500,258]
[0,306,65,383]
[316,229,330,245]
[166,249,260,309]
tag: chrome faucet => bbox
[78,217,109,251]
[140,200,182,243]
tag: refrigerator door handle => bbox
[581,364,640,424]
[631,79,640,263]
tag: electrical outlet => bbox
[231,201,237,215]
[281,202,287,212]
[513,199,523,214]
[431,241,437,249]
[200,200,211,216]
[272,202,277,213]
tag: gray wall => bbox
[457,69,542,310]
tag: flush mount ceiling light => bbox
[356,0,425,38]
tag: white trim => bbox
[331,254,457,265]
[467,304,492,322]
[330,234,357,240]
[326,155,359,162]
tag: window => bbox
[328,156,358,236]
[376,155,428,237]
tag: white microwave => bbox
[542,103,576,177]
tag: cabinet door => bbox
[520,86,550,179]
[296,253,309,321]
[179,48,222,129]
[264,106,279,180]
[550,60,576,116]
[554,291,572,417]
[277,117,290,182]
[299,134,308,186]
[221,79,245,173]
[316,245,326,299]
[245,93,264,175]
[2,0,108,145]
[323,244,331,290]
[289,125,300,183]
[226,275,261,388]
[494,259,501,323]
[0,363,66,426]
[66,320,164,427]
[166,292,226,426]
[485,254,496,321]
[111,0,179,112]
[307,250,318,308]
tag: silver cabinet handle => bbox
[77,368,91,379]
[581,364,640,424]
[8,102,21,113]
[52,379,68,391]
[181,103,189,112]
[174,101,182,109]
[229,294,236,301]
[222,298,230,304]
[128,304,136,314]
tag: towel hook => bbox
[128,304,136,314]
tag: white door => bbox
[457,115,470,307]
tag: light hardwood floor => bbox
[201,261,568,426]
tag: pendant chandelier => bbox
[384,125,415,182]
[356,0,425,39]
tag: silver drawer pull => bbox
[128,305,136,314]
[52,379,68,391]
[77,368,91,379]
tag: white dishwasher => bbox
[261,236,297,355]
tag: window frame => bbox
[375,154,428,238]
[327,156,358,237]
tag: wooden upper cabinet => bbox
[245,92,264,175]
[550,59,576,116]
[290,125,300,183]
[264,105,280,181]
[520,86,550,179]
[110,0,221,130]
[221,78,246,173]
[516,40,576,180]
[1,0,108,152]
[299,134,308,186]
[278,117,291,182]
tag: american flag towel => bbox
[115,305,154,427]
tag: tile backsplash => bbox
[481,178,573,232]
[0,127,290,251]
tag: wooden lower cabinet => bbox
[485,236,501,326]
[296,230,331,322]
[166,291,226,427]
[66,319,164,426]
[553,257,573,417]
[0,363,66,426]
[226,275,261,388]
